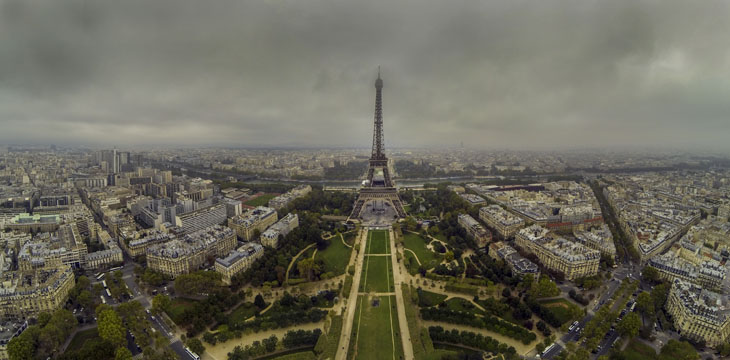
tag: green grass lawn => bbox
[343,231,358,246]
[167,298,197,325]
[359,255,394,293]
[444,297,485,315]
[538,298,582,325]
[622,339,657,360]
[67,327,99,350]
[316,234,353,275]
[349,295,404,360]
[244,193,278,207]
[366,230,390,254]
[228,302,259,325]
[402,233,439,268]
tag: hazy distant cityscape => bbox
[3,1,730,360]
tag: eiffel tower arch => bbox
[349,68,407,223]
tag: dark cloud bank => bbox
[1,0,729,151]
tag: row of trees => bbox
[420,307,537,345]
[428,326,518,359]
[226,329,322,360]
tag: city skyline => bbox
[1,0,730,151]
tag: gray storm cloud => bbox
[0,0,729,150]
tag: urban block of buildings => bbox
[146,225,237,277]
[488,241,540,279]
[573,224,617,260]
[479,205,525,239]
[667,279,730,347]
[457,214,492,248]
[268,185,312,210]
[515,225,600,280]
[261,213,299,248]
[215,242,264,285]
[228,206,278,241]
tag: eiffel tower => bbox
[349,68,407,221]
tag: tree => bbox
[186,338,205,355]
[636,291,654,317]
[152,294,172,314]
[77,290,93,309]
[254,294,266,309]
[642,266,660,283]
[617,312,641,339]
[531,276,560,298]
[98,309,125,347]
[445,251,454,262]
[659,340,699,360]
[115,347,133,360]
[7,333,34,360]
[651,283,670,313]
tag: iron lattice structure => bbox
[371,68,385,161]
[350,68,407,220]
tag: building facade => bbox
[488,241,540,279]
[666,279,730,347]
[261,213,299,248]
[457,214,492,248]
[479,205,525,239]
[228,206,278,241]
[215,242,264,285]
[146,225,237,277]
[0,264,75,321]
[516,225,600,280]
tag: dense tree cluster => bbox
[136,267,168,287]
[7,309,77,360]
[286,185,356,216]
[205,292,327,345]
[174,270,223,296]
[428,326,517,359]
[231,212,324,287]
[420,308,536,345]
[174,288,243,337]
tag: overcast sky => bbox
[1,0,729,151]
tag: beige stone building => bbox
[515,225,600,280]
[228,206,278,241]
[0,263,75,321]
[479,205,525,239]
[666,279,730,347]
[261,213,299,248]
[146,225,237,278]
[215,242,265,285]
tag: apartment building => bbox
[261,213,299,248]
[0,263,75,321]
[488,241,540,279]
[228,206,278,241]
[457,214,492,248]
[175,202,227,235]
[479,205,525,239]
[516,225,600,280]
[146,225,237,277]
[268,185,312,210]
[215,242,264,285]
[666,279,730,347]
